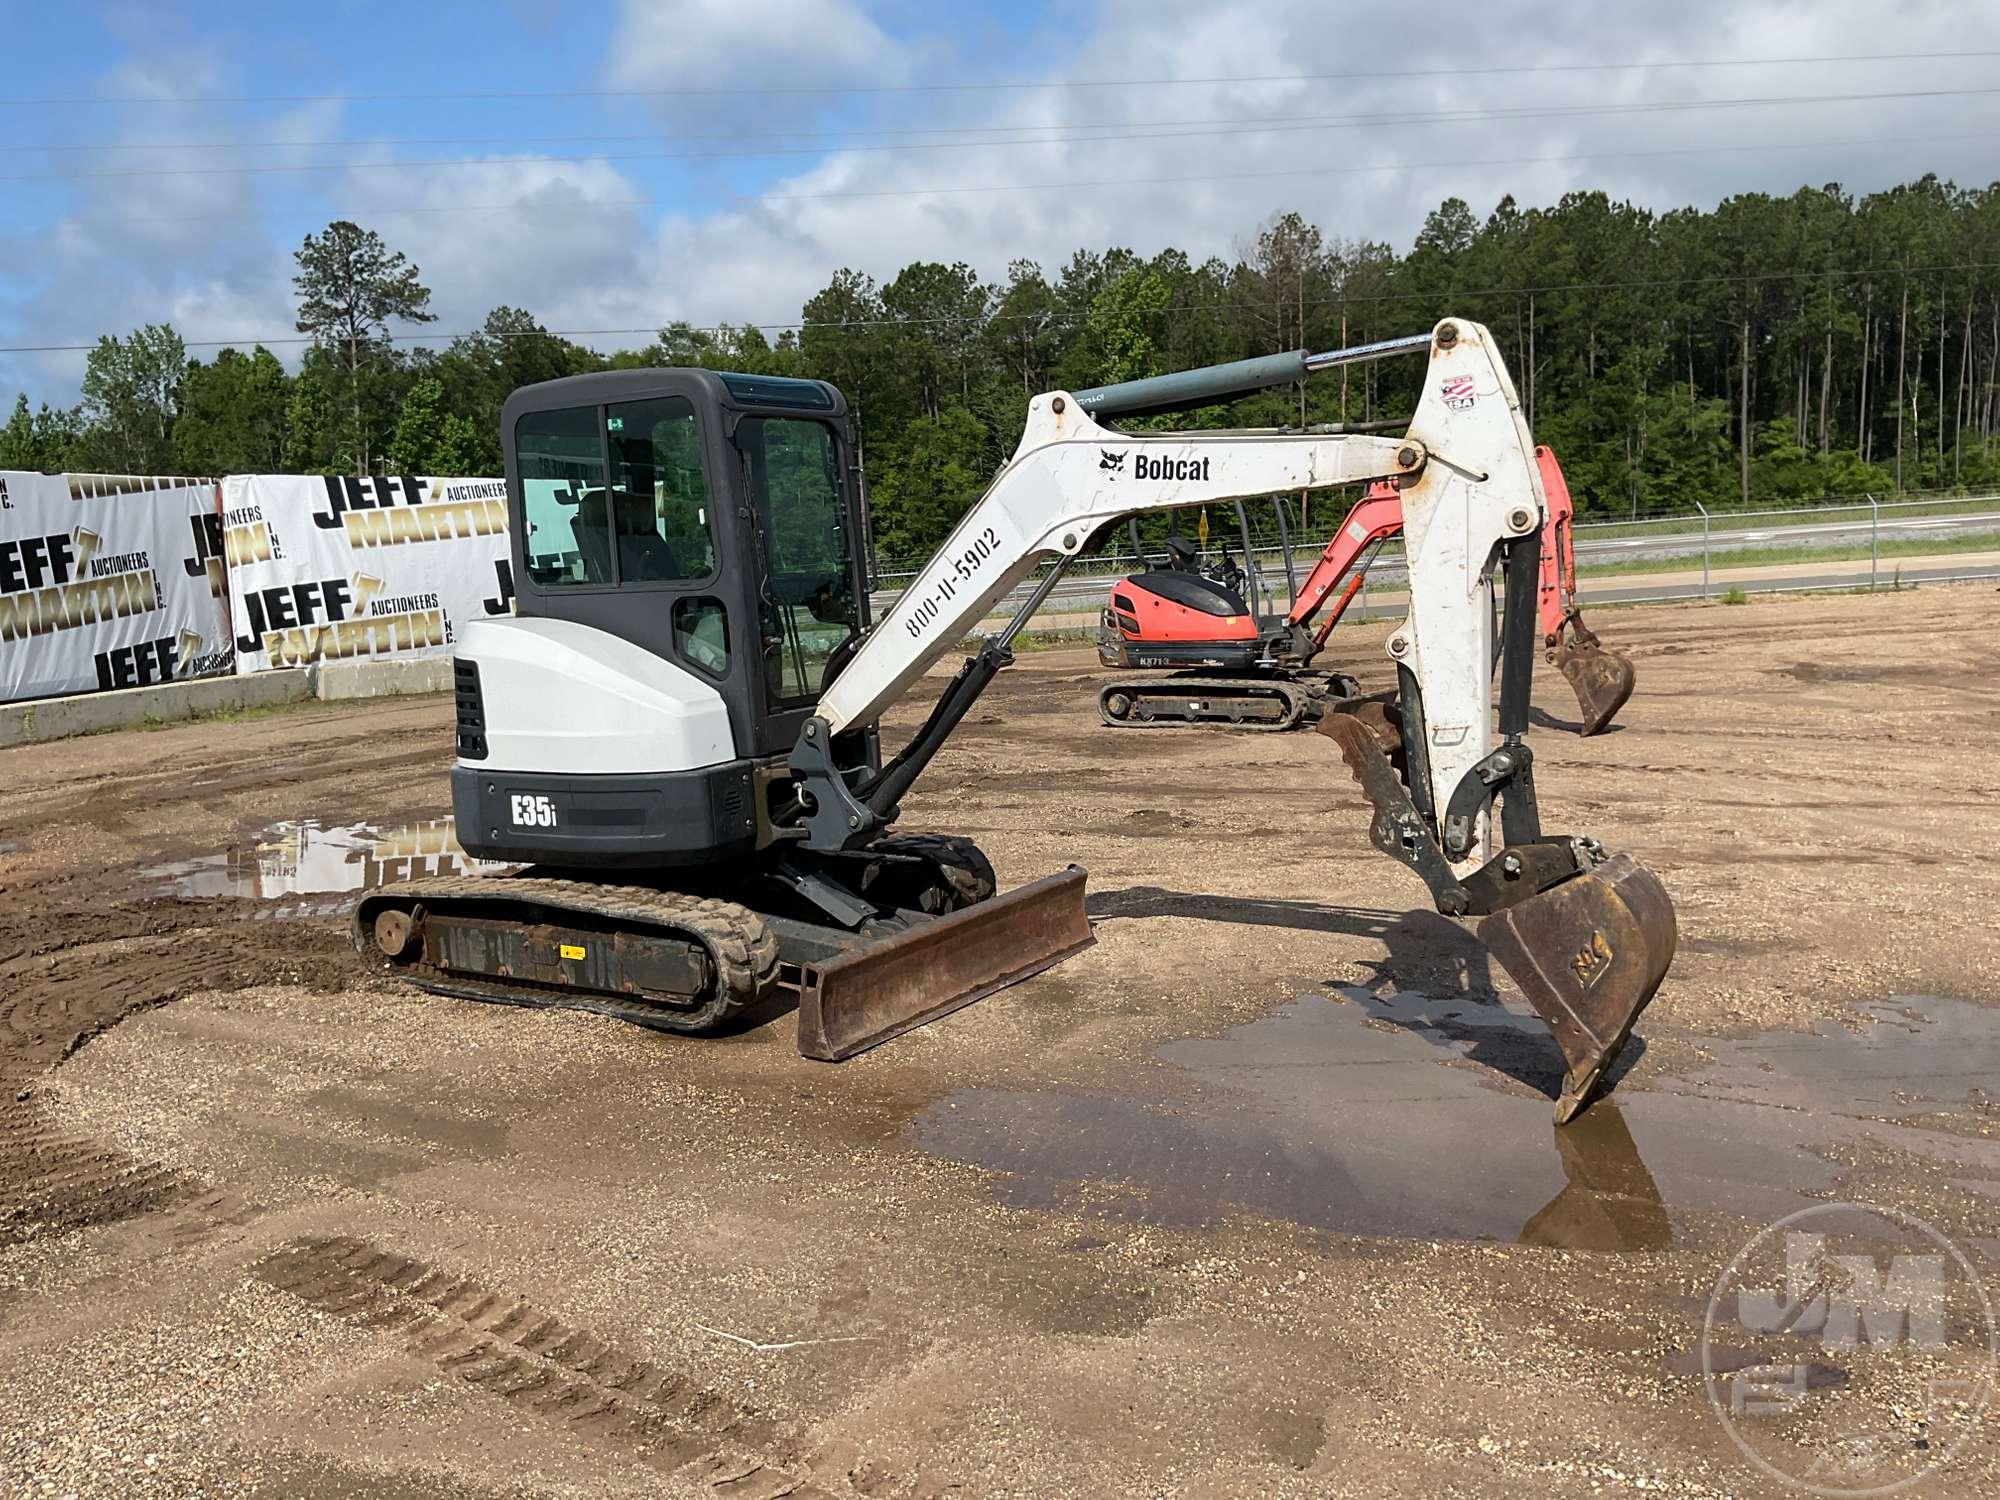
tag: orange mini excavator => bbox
[1096,445,1635,734]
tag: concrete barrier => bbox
[0,670,310,748]
[311,656,454,701]
[1,655,457,746]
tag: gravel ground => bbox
[2,584,1998,1496]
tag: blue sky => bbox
[5,0,1999,407]
[3,0,1057,231]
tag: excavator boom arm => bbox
[814,428,1425,735]
[792,320,1675,1123]
[1284,484,1403,629]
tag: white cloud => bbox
[638,0,2000,333]
[5,1,2000,406]
[604,0,912,128]
[332,155,662,336]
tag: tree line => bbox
[4,174,1998,559]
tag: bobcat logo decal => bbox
[1099,449,1127,475]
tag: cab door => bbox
[732,413,870,757]
[511,390,756,755]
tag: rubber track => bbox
[256,1235,843,1498]
[356,877,782,1034]
[869,834,997,910]
[1098,676,1316,732]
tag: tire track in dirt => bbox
[66,743,450,837]
[1,696,412,1256]
[256,1236,851,1499]
[0,721,446,809]
[0,908,350,1247]
[1,939,212,1243]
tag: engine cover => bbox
[458,615,736,775]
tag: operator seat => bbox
[570,489,613,582]
[613,490,684,581]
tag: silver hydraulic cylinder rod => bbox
[1072,332,1434,420]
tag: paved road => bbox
[1572,507,2000,567]
[871,500,2000,621]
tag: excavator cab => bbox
[466,368,877,868]
[376,366,1091,1062]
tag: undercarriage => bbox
[353,835,1093,1060]
[1096,670,1358,731]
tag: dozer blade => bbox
[797,866,1094,1061]
[1476,853,1677,1123]
[1553,631,1636,737]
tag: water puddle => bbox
[146,817,512,907]
[913,988,2000,1250]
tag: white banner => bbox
[222,475,512,674]
[0,472,234,703]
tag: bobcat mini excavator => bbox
[354,319,1677,1123]
[1094,446,1636,734]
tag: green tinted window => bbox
[742,417,855,703]
[673,595,730,678]
[605,397,717,583]
[720,372,834,409]
[515,405,609,586]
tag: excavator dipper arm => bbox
[1534,446,1636,735]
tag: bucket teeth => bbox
[1476,853,1678,1123]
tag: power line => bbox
[742,132,2000,207]
[10,86,1997,184]
[6,260,1996,357]
[7,119,1221,155]
[16,83,2000,160]
[52,127,2000,228]
[9,50,2000,107]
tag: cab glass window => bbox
[605,397,717,583]
[673,596,730,678]
[515,405,609,586]
[740,417,857,703]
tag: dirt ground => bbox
[3,585,1999,1498]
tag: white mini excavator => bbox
[354,319,1677,1123]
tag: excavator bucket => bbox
[1477,853,1677,1123]
[1552,617,1636,737]
[796,867,1095,1060]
